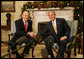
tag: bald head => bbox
[48,11,56,21]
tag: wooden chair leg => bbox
[78,45,81,54]
[32,47,34,58]
[74,47,77,56]
[67,50,71,58]
[8,46,11,58]
[8,35,11,58]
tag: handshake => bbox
[28,32,42,46]
[28,32,36,38]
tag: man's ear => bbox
[22,14,23,18]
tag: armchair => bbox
[41,20,78,58]
[7,21,35,58]
[53,20,78,58]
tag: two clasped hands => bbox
[28,32,36,38]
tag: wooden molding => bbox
[1,25,11,30]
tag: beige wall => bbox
[1,1,29,41]
[1,1,29,32]
[1,1,28,25]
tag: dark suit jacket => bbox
[13,18,32,40]
[40,18,71,43]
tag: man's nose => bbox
[26,17,28,18]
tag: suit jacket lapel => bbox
[21,19,25,31]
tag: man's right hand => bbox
[33,33,42,46]
[28,32,35,38]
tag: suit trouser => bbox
[44,36,66,58]
[8,36,32,55]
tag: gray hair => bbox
[48,11,56,15]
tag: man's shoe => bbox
[48,55,55,58]
[16,54,21,58]
[12,51,16,55]
[16,54,24,58]
[23,49,30,55]
[20,53,24,58]
[20,55,24,58]
[11,50,18,55]
[51,56,55,58]
[25,51,29,54]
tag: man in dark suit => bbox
[35,11,71,58]
[8,10,35,58]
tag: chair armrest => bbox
[53,43,59,49]
[8,33,14,43]
[66,36,77,49]
[8,33,14,36]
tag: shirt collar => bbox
[22,19,27,24]
[22,19,25,23]
[52,18,56,22]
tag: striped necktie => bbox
[52,21,57,33]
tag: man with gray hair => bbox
[8,10,35,58]
[34,11,71,58]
